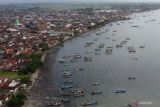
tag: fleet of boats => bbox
[50,20,147,106]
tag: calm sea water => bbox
[29,9,160,107]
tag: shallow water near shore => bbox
[27,9,160,107]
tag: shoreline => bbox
[23,9,153,107]
[23,51,47,107]
[28,51,47,90]
[23,16,130,107]
[22,8,160,107]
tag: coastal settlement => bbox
[0,6,154,107]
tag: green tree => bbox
[6,90,27,107]
[39,43,49,51]
[20,76,30,85]
[18,53,43,75]
[58,36,64,43]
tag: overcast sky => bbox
[1,0,160,3]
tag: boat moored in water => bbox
[61,84,73,89]
[116,44,122,48]
[62,72,72,76]
[126,38,130,40]
[98,43,105,48]
[58,58,68,63]
[128,47,136,53]
[128,77,136,80]
[61,98,70,103]
[113,89,127,93]
[73,53,81,59]
[61,91,72,96]
[139,46,145,48]
[72,88,84,97]
[93,82,100,86]
[84,57,92,61]
[63,79,73,84]
[91,91,102,95]
[47,99,62,106]
[81,100,98,106]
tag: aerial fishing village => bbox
[0,3,159,107]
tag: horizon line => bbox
[1,1,160,4]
